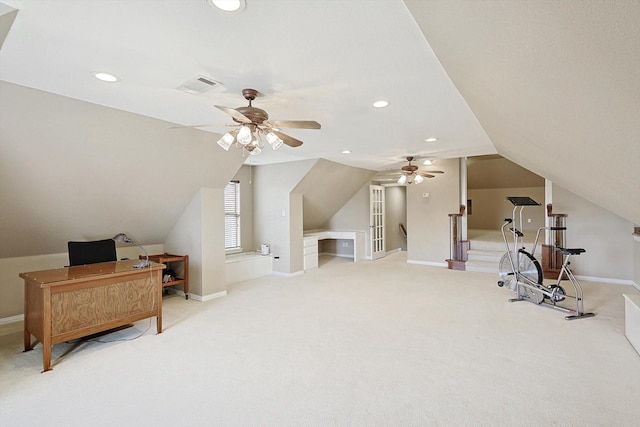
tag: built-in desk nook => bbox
[20,260,165,372]
[303,230,366,270]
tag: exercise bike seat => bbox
[556,247,586,255]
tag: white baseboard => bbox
[190,290,227,302]
[319,252,354,259]
[386,248,403,255]
[271,270,304,278]
[574,275,636,286]
[407,259,448,268]
[0,314,23,325]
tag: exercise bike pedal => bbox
[546,284,566,302]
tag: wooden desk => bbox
[20,260,164,372]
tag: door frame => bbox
[369,185,386,260]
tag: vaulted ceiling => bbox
[405,0,640,225]
[1,0,638,259]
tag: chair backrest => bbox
[67,239,117,266]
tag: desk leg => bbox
[42,289,52,372]
[23,282,33,351]
[23,329,32,352]
[42,342,52,372]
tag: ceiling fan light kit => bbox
[207,0,245,13]
[389,156,445,185]
[213,88,321,157]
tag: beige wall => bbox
[385,186,407,252]
[468,156,543,189]
[164,188,227,299]
[294,159,375,230]
[0,82,245,259]
[323,184,407,257]
[407,158,460,265]
[323,183,371,257]
[553,184,634,281]
[231,165,255,253]
[252,160,316,274]
[251,159,374,272]
[467,187,545,232]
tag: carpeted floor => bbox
[1,252,639,426]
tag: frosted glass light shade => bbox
[248,145,262,155]
[414,174,424,184]
[265,131,284,150]
[237,125,252,145]
[397,175,407,185]
[216,132,234,150]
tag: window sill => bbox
[225,248,243,255]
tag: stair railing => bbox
[399,223,407,240]
[541,204,567,279]
[447,205,468,270]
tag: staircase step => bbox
[466,249,504,263]
[466,229,543,274]
[465,260,500,274]
[469,240,506,252]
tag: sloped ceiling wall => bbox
[0,82,245,258]
[0,3,17,49]
[293,159,376,230]
[405,0,640,225]
[468,156,543,189]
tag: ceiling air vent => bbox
[177,75,222,94]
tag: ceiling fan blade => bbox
[214,105,252,124]
[418,173,436,178]
[423,170,444,174]
[375,172,403,177]
[272,130,303,147]
[269,120,321,129]
[168,123,215,129]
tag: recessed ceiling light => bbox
[93,72,119,83]
[425,137,438,142]
[373,100,389,108]
[207,0,246,12]
[342,150,352,154]
[423,159,433,165]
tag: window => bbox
[224,181,241,250]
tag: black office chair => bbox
[67,239,117,266]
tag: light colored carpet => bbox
[1,252,639,426]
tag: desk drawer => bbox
[304,253,318,270]
[303,236,318,247]
[303,245,318,256]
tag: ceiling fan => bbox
[378,156,444,185]
[214,88,321,156]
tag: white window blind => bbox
[224,181,240,249]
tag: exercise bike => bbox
[497,196,595,320]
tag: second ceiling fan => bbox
[215,88,321,156]
[378,156,445,185]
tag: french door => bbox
[369,185,386,260]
